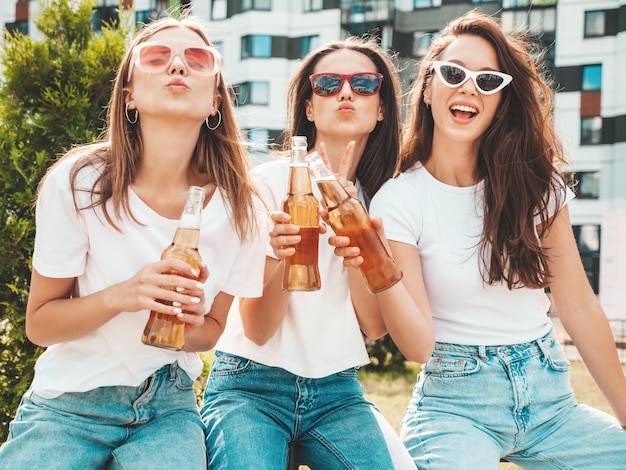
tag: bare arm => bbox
[376,239,434,363]
[330,222,434,362]
[26,259,207,347]
[327,217,391,340]
[238,211,295,345]
[183,290,234,352]
[543,205,626,427]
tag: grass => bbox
[359,360,624,469]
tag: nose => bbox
[337,79,353,100]
[168,53,187,76]
[459,76,478,95]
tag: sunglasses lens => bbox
[439,64,466,86]
[350,73,382,95]
[476,73,505,92]
[184,47,217,74]
[137,45,218,75]
[312,74,343,96]
[139,45,172,71]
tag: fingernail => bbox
[195,282,204,289]
[173,307,182,314]
[172,301,182,307]
[190,297,200,304]
[176,287,185,293]
[191,269,199,277]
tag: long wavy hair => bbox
[401,9,568,289]
[41,15,257,240]
[284,36,403,200]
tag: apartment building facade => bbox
[2,0,625,320]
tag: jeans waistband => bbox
[434,328,556,361]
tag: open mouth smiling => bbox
[450,104,478,120]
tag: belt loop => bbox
[536,334,551,362]
[478,345,487,361]
[169,361,178,380]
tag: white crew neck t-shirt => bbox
[215,158,370,377]
[30,153,267,398]
[370,164,574,346]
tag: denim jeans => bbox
[401,329,626,469]
[201,351,408,470]
[0,362,206,470]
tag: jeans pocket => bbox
[210,352,252,377]
[423,351,481,377]
[174,367,195,390]
[541,337,570,372]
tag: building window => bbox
[412,32,438,58]
[501,7,556,34]
[5,21,28,35]
[235,81,270,105]
[241,35,272,59]
[581,117,602,145]
[502,0,530,8]
[572,224,601,293]
[299,35,319,58]
[212,0,227,20]
[414,0,436,8]
[582,64,602,91]
[241,0,271,11]
[584,10,605,37]
[304,0,323,11]
[567,171,600,199]
[246,128,270,152]
[212,41,224,64]
[91,6,118,32]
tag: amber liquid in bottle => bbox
[282,136,321,291]
[307,152,402,294]
[142,186,204,350]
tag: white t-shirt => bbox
[370,164,574,346]
[215,158,370,377]
[30,153,267,398]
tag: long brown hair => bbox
[284,36,403,200]
[402,9,568,289]
[41,15,257,240]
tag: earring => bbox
[205,109,222,130]
[125,103,138,124]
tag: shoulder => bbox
[375,165,425,199]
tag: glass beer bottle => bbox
[142,185,205,350]
[306,151,402,294]
[281,136,321,291]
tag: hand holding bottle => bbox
[281,136,322,291]
[306,150,403,294]
[142,185,207,350]
[118,258,208,325]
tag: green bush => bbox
[0,0,131,441]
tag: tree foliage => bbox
[0,0,131,441]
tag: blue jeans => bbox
[0,362,206,470]
[401,329,626,469]
[201,351,400,470]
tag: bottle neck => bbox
[287,163,314,194]
[305,151,350,208]
[172,226,200,247]
[174,186,204,245]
